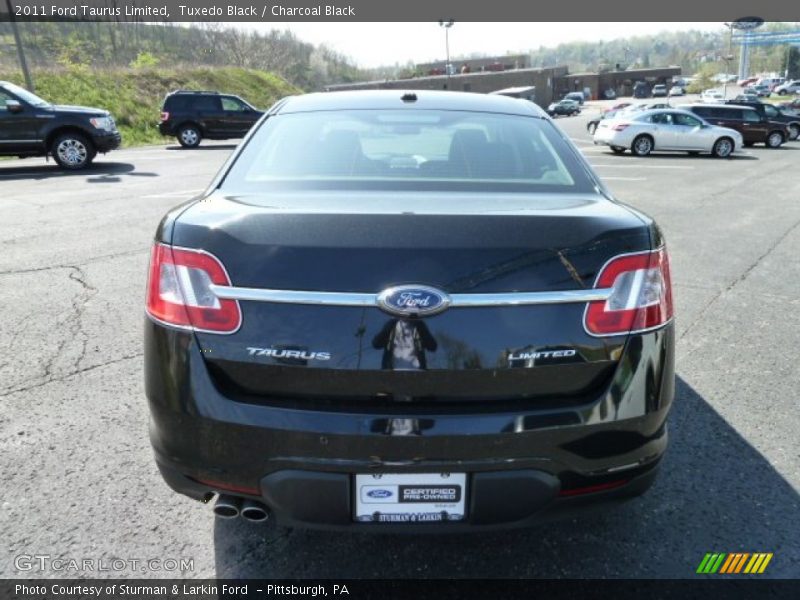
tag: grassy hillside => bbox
[0,67,300,146]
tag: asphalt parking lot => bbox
[2,111,799,578]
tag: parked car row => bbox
[737,78,800,98]
[0,83,265,169]
[592,101,797,157]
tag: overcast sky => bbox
[238,22,723,68]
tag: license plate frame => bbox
[354,472,467,523]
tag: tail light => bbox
[160,111,170,122]
[612,123,630,131]
[584,248,673,337]
[146,243,241,334]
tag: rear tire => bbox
[712,137,734,158]
[177,125,202,148]
[788,124,799,141]
[766,131,784,148]
[51,133,95,170]
[631,135,653,157]
[610,146,626,154]
[587,123,597,135]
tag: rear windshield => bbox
[220,109,595,193]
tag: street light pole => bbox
[439,20,454,85]
[5,0,34,91]
[723,22,734,99]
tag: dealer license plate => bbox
[354,473,467,523]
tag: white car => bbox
[593,109,743,158]
[669,85,685,96]
[701,89,725,103]
[774,80,800,95]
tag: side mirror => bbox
[6,99,23,114]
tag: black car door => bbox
[193,95,225,136]
[219,96,260,136]
[0,88,41,152]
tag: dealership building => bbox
[326,64,682,108]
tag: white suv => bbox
[774,80,800,96]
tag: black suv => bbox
[158,90,263,148]
[724,100,800,140]
[0,81,121,169]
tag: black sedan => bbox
[145,90,675,531]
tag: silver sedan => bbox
[593,109,744,157]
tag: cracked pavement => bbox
[1,123,798,579]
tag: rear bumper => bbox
[157,460,662,532]
[144,320,675,530]
[158,122,176,136]
[592,129,623,146]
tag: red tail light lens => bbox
[559,479,629,497]
[160,111,170,122]
[612,123,630,131]
[584,247,673,336]
[146,243,241,334]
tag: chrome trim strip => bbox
[450,289,611,306]
[211,285,376,307]
[209,284,613,308]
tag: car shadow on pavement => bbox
[213,376,799,578]
[0,161,140,182]
[599,151,758,161]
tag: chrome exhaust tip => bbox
[213,494,242,519]
[240,499,270,522]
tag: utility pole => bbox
[5,0,34,91]
[439,20,454,85]
[723,23,734,99]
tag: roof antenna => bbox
[401,92,418,103]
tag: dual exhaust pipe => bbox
[213,494,270,522]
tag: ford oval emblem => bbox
[367,489,393,499]
[377,285,451,317]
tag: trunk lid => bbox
[172,191,651,409]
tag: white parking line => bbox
[589,164,695,169]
